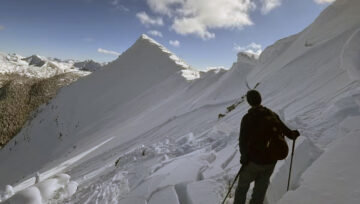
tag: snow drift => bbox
[2,174,77,204]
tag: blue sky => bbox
[0,0,333,70]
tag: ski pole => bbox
[221,166,243,204]
[287,138,296,191]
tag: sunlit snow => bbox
[1,0,360,203]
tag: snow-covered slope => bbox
[0,34,200,193]
[246,0,360,203]
[1,0,360,203]
[247,0,360,117]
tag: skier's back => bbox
[233,90,299,204]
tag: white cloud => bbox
[147,30,163,37]
[136,12,164,27]
[169,40,180,47]
[97,48,121,56]
[0,25,4,30]
[234,42,262,55]
[261,0,282,14]
[146,0,183,16]
[110,0,129,12]
[314,0,335,4]
[145,0,256,40]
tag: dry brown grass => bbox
[0,73,81,147]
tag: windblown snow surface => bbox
[1,0,360,203]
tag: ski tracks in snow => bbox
[340,27,360,80]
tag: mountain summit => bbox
[116,34,199,80]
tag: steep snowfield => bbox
[0,34,202,193]
[1,0,360,203]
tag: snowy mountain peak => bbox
[5,53,24,62]
[122,34,199,80]
[237,52,258,65]
[136,34,164,49]
[139,34,158,44]
[22,55,46,67]
[73,60,103,72]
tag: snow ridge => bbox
[139,34,200,80]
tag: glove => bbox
[291,130,300,140]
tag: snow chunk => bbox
[151,157,204,187]
[5,186,42,204]
[186,180,222,204]
[201,145,239,179]
[4,173,78,204]
[175,132,195,146]
[148,186,179,204]
[266,136,323,204]
[129,175,166,199]
[278,128,360,204]
[0,185,14,201]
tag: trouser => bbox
[233,162,276,204]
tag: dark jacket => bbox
[239,106,294,165]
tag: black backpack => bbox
[249,109,289,161]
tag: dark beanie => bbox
[246,90,262,106]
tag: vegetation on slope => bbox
[0,73,81,148]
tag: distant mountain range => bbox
[0,53,104,79]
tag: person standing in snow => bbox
[233,90,299,204]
